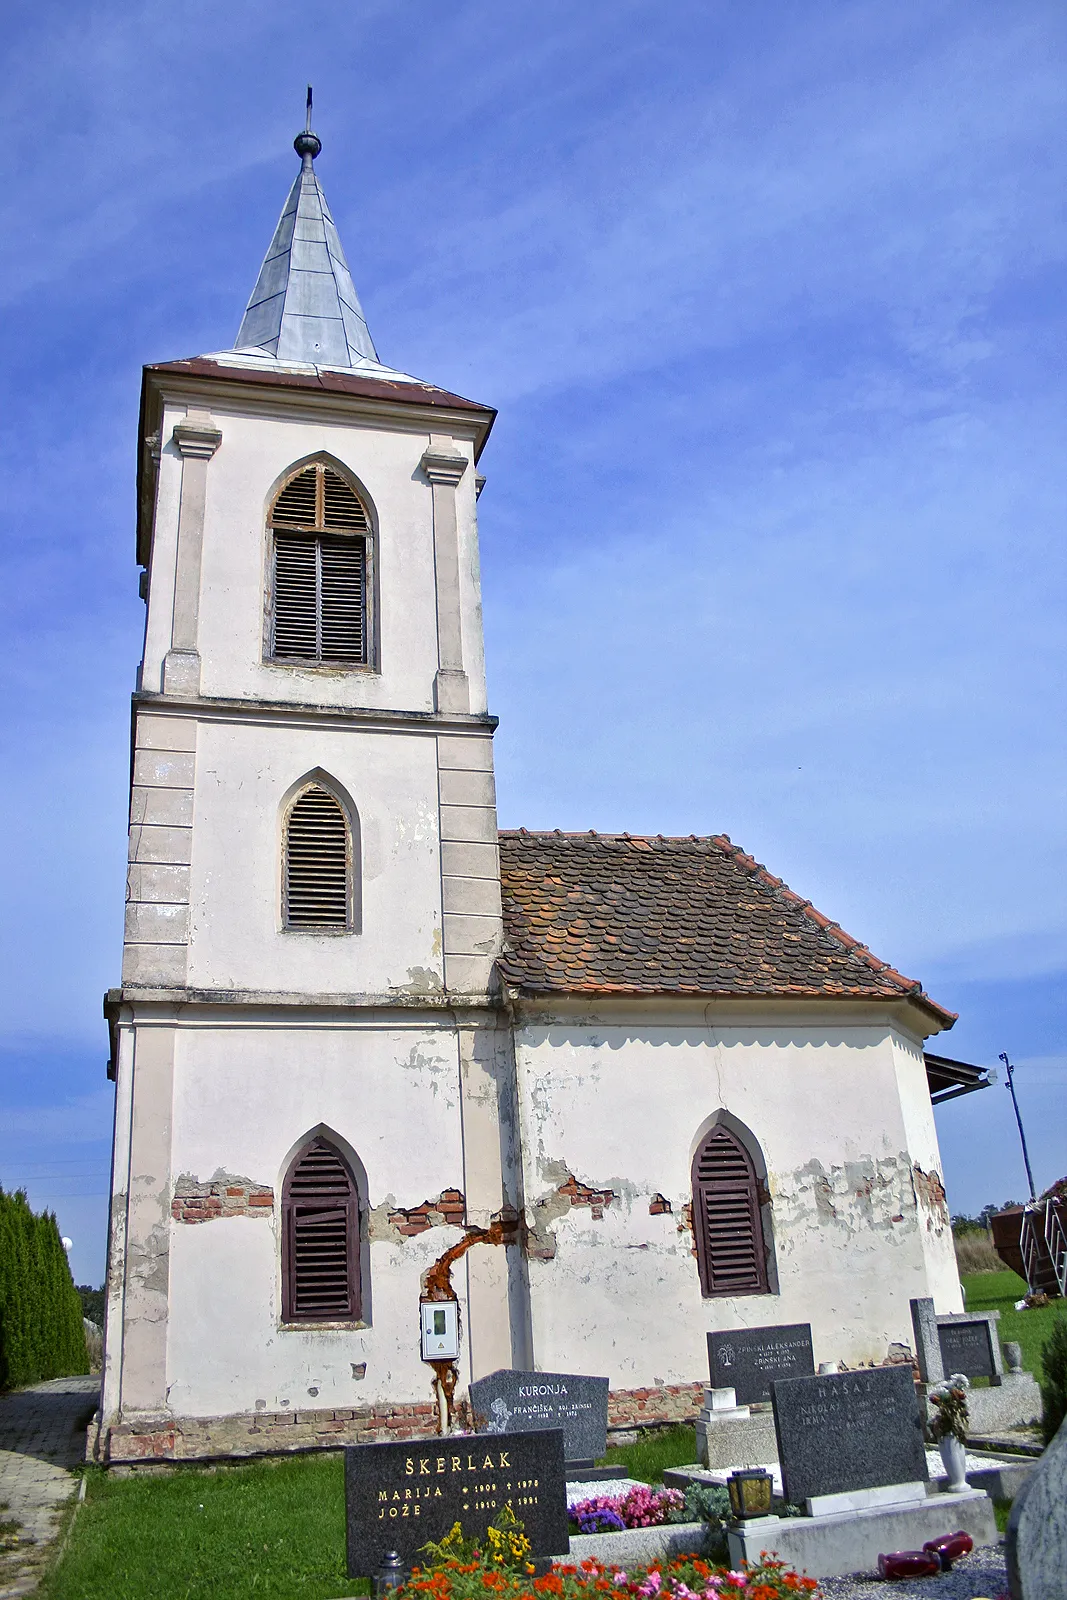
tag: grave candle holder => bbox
[877,1549,940,1579]
[375,1550,406,1597]
[726,1468,773,1519]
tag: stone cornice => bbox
[132,690,497,737]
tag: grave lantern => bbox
[376,1550,406,1596]
[726,1468,773,1519]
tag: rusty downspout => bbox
[422,1213,519,1433]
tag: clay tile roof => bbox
[497,831,954,1027]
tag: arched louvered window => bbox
[284,783,353,931]
[268,461,370,665]
[692,1122,770,1298]
[282,1136,361,1323]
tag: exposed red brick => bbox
[649,1193,672,1215]
[172,1177,274,1224]
[388,1189,467,1235]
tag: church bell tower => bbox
[101,109,523,1460]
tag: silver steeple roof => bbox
[234,100,379,368]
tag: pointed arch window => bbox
[268,461,370,665]
[284,782,354,931]
[282,1136,362,1323]
[692,1123,770,1298]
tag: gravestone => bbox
[469,1369,609,1464]
[939,1319,997,1379]
[1006,1414,1067,1599]
[910,1297,1003,1385]
[771,1365,928,1504]
[707,1323,814,1404]
[344,1429,569,1578]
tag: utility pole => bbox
[999,1053,1037,1202]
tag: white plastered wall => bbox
[164,1016,470,1418]
[185,719,443,996]
[512,1004,963,1385]
[142,398,487,716]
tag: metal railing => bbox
[1019,1198,1067,1298]
[1045,1199,1067,1298]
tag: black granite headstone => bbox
[707,1323,814,1404]
[771,1365,928,1504]
[344,1429,569,1578]
[469,1369,609,1463]
[938,1320,996,1380]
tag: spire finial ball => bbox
[294,128,322,162]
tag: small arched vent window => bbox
[269,462,370,665]
[282,1136,361,1323]
[284,784,352,930]
[692,1123,769,1298]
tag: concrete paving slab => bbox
[0,1376,100,1599]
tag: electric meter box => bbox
[420,1300,460,1360]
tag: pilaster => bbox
[421,439,470,714]
[162,411,222,697]
[115,1021,176,1415]
[437,733,502,995]
[122,712,197,986]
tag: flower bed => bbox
[400,1553,820,1600]
[570,1487,685,1533]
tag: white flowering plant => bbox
[928,1372,970,1443]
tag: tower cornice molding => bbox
[131,689,498,737]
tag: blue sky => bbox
[0,0,1064,1286]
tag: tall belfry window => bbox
[282,1136,362,1323]
[691,1122,771,1297]
[283,782,355,931]
[268,461,370,664]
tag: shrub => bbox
[77,1284,105,1325]
[1039,1315,1067,1445]
[0,1186,88,1389]
[953,1230,1001,1274]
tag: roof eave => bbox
[500,977,955,1032]
[135,357,496,566]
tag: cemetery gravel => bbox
[818,1546,1008,1599]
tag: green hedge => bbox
[0,1186,89,1388]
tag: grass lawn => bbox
[599,1424,697,1483]
[961,1268,1066,1384]
[43,1456,367,1600]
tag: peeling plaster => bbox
[398,1042,455,1100]
[526,1169,620,1260]
[395,967,444,996]
[773,1154,919,1251]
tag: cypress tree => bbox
[0,1186,89,1389]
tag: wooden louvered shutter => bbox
[285,785,350,929]
[692,1125,768,1297]
[269,463,369,664]
[283,1138,360,1322]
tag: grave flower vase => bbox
[938,1434,968,1492]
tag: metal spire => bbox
[234,89,378,367]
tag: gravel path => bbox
[818,1543,1008,1599]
